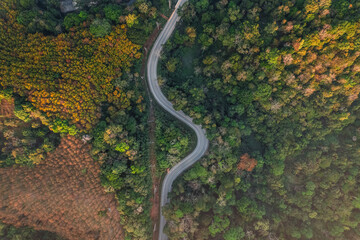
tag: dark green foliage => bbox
[63,11,88,30]
[16,9,60,33]
[15,0,62,34]
[104,4,122,23]
[0,222,64,240]
[160,0,360,239]
[16,10,38,25]
[19,0,36,9]
[126,20,156,45]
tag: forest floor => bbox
[140,22,163,240]
[0,98,14,118]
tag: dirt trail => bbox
[140,23,162,240]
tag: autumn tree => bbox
[237,153,257,172]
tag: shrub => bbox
[90,18,111,37]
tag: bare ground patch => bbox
[0,136,124,240]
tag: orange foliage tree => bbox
[237,153,257,172]
[0,5,141,131]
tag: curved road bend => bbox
[146,0,209,239]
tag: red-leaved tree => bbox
[237,153,257,172]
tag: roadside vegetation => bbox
[155,107,194,174]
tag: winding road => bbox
[146,0,209,239]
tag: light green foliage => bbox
[291,230,302,239]
[253,83,272,101]
[302,181,316,196]
[302,227,313,239]
[115,142,130,153]
[223,227,245,240]
[90,18,111,37]
[271,161,285,176]
[156,112,192,172]
[352,196,360,209]
[183,162,207,181]
[125,14,138,28]
[14,108,31,122]
[208,216,230,237]
[166,58,179,73]
[50,119,78,136]
[175,209,184,218]
[130,165,145,174]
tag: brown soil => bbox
[0,98,15,118]
[149,102,161,240]
[140,24,162,240]
[0,136,124,240]
[159,13,169,21]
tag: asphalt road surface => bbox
[146,0,209,239]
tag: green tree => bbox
[183,163,207,181]
[125,14,138,28]
[90,18,111,37]
[104,4,122,23]
[166,58,179,73]
[19,0,36,9]
[63,11,88,30]
[208,216,230,237]
[224,226,245,240]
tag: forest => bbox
[0,0,171,239]
[2,0,360,239]
[159,0,360,239]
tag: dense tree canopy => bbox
[160,0,360,239]
[0,4,141,131]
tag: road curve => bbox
[146,0,209,239]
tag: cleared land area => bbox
[0,135,124,240]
